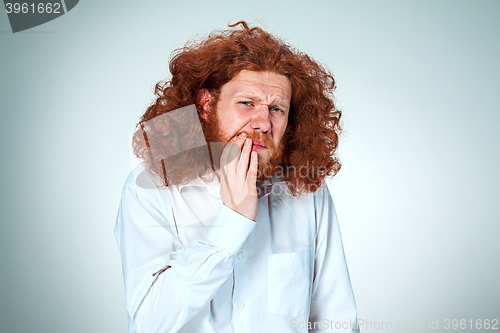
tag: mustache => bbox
[235,132,274,149]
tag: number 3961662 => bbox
[444,319,498,330]
[5,3,61,14]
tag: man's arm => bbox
[309,184,359,332]
[114,183,255,333]
[114,134,258,333]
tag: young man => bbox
[114,22,359,332]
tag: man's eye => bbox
[240,101,253,106]
[270,106,283,113]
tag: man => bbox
[114,21,359,333]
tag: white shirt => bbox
[114,164,359,333]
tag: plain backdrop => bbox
[1,1,499,332]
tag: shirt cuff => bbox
[203,204,256,255]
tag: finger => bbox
[247,150,258,186]
[225,133,247,171]
[220,136,238,176]
[220,168,236,208]
[237,138,252,178]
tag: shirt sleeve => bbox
[114,183,256,333]
[309,184,360,333]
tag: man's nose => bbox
[250,105,271,133]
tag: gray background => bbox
[1,0,499,332]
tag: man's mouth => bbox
[252,140,267,150]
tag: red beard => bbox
[201,107,286,181]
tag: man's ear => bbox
[197,88,212,121]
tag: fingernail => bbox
[239,133,246,138]
[245,138,251,145]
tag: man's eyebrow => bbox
[233,94,289,108]
[233,93,263,101]
[271,98,290,107]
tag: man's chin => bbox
[256,156,281,180]
[254,150,269,163]
[256,143,286,180]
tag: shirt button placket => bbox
[233,249,246,328]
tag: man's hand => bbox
[219,133,259,221]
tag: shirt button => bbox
[238,302,245,309]
[237,252,243,259]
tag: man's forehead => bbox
[223,70,292,103]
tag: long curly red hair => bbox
[132,21,342,196]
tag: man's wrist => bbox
[203,205,256,255]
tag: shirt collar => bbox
[175,171,221,198]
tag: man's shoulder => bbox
[123,163,165,191]
[119,164,177,208]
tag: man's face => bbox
[208,70,292,166]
